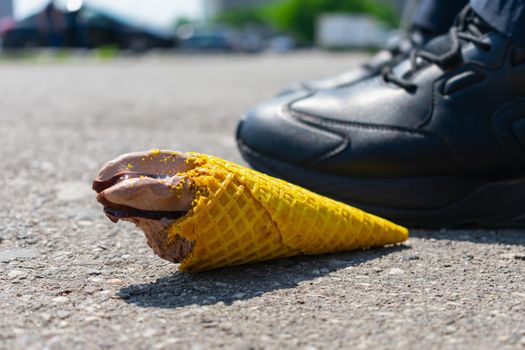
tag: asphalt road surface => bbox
[1,52,524,350]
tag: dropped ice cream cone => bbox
[93,150,409,272]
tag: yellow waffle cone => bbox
[166,153,409,272]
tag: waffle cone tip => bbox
[167,154,409,272]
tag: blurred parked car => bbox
[177,24,265,53]
[178,26,236,52]
[1,2,175,51]
[267,35,296,53]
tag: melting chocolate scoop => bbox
[93,172,189,222]
[93,150,196,263]
[93,150,195,222]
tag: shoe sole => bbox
[237,139,525,228]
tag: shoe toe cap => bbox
[237,93,344,165]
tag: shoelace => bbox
[382,6,492,92]
[362,30,424,72]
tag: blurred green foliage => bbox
[216,0,398,44]
[216,8,267,29]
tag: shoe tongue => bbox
[388,8,493,85]
[391,32,459,79]
[421,7,493,60]
[422,34,454,56]
[420,31,464,70]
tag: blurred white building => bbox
[317,14,389,49]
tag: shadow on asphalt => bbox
[118,245,409,309]
[411,229,525,246]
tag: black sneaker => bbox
[278,29,432,95]
[237,6,525,228]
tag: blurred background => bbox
[0,0,419,54]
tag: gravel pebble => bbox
[51,296,70,304]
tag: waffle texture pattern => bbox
[168,154,409,272]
